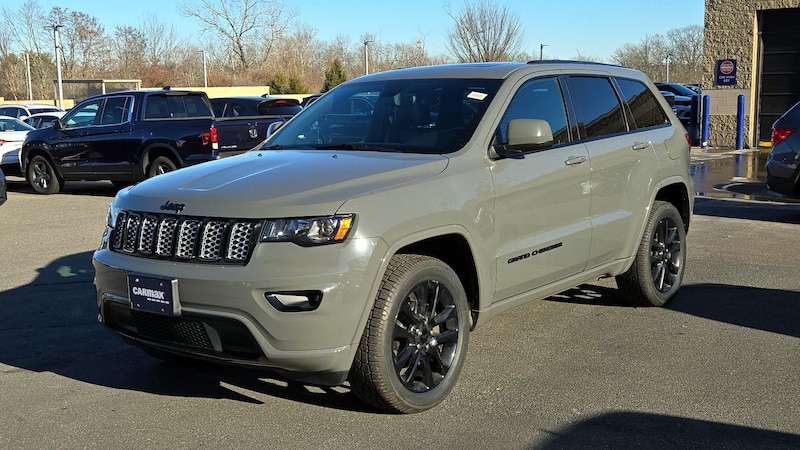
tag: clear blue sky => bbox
[28,0,704,61]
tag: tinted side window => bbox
[616,78,669,129]
[146,94,212,119]
[63,99,102,128]
[496,77,571,146]
[568,76,627,139]
[100,96,132,125]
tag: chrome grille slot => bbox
[122,213,142,254]
[175,219,201,259]
[227,222,258,262]
[156,218,178,257]
[138,215,158,255]
[199,221,228,261]
[111,211,128,250]
[109,210,262,265]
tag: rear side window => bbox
[0,106,23,118]
[496,77,571,146]
[145,94,212,119]
[567,76,627,139]
[615,78,669,129]
[99,96,132,125]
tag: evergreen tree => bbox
[322,59,347,93]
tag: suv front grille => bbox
[111,210,262,264]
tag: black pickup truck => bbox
[210,96,302,153]
[20,88,259,194]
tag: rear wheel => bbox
[616,201,686,306]
[27,155,61,194]
[349,254,470,413]
[147,156,177,178]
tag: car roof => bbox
[26,111,66,118]
[0,103,60,108]
[357,61,634,82]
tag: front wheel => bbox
[616,201,687,306]
[147,156,177,178]
[349,254,470,413]
[27,155,61,194]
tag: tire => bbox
[26,155,61,195]
[349,254,470,413]
[147,156,177,178]
[111,180,132,189]
[616,201,687,307]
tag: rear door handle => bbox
[565,155,587,166]
[632,141,651,151]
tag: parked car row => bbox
[766,99,800,198]
[0,116,36,176]
[656,82,699,125]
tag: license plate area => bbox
[128,274,180,316]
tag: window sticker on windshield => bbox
[467,91,488,101]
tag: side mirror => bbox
[52,119,63,130]
[266,120,284,137]
[493,119,554,157]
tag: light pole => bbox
[665,53,672,82]
[201,49,208,88]
[53,23,64,109]
[539,43,549,60]
[364,40,373,76]
[25,51,33,101]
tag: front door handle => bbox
[565,155,587,166]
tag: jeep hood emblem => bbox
[160,200,186,213]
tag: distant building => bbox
[703,0,800,148]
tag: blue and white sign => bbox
[716,59,737,86]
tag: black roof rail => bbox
[526,60,622,68]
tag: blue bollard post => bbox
[688,95,700,146]
[702,95,710,148]
[736,95,745,149]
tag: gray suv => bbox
[93,61,693,413]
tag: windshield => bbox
[662,83,697,97]
[262,78,502,154]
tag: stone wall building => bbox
[703,0,800,148]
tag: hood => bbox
[118,150,448,217]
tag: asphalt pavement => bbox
[0,169,798,449]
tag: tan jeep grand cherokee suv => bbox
[93,61,693,413]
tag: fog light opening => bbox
[265,292,322,312]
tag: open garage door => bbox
[757,9,800,145]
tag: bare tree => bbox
[444,0,525,62]
[666,25,704,83]
[3,0,49,54]
[113,26,146,77]
[611,26,703,83]
[610,34,668,82]
[179,0,297,74]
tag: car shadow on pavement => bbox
[4,176,120,197]
[534,410,800,449]
[548,282,799,339]
[694,196,800,224]
[0,250,371,412]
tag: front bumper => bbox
[93,235,387,385]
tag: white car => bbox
[0,116,35,176]
[0,103,63,121]
[24,111,66,129]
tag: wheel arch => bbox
[392,232,481,329]
[654,180,692,232]
[21,147,64,185]
[140,144,182,177]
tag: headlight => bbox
[260,214,354,245]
